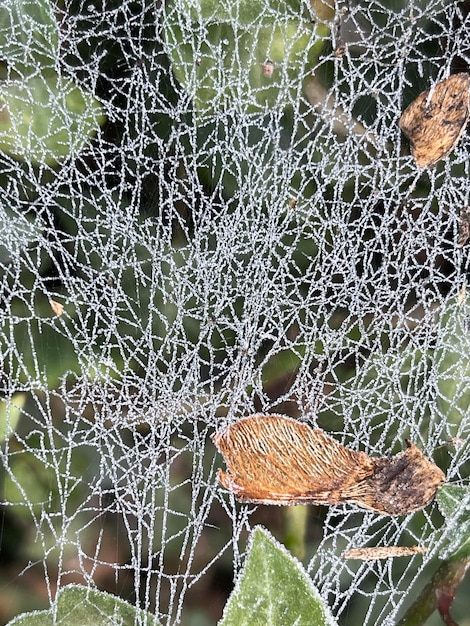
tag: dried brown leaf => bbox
[344,545,427,560]
[457,206,470,248]
[49,299,64,316]
[399,73,470,168]
[213,415,445,516]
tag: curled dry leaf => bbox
[213,414,445,515]
[49,299,64,316]
[344,545,427,560]
[457,206,470,248]
[288,197,298,210]
[334,39,346,58]
[399,73,470,168]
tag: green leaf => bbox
[163,0,328,114]
[434,294,470,428]
[0,0,58,71]
[6,611,52,626]
[219,526,337,626]
[7,585,161,626]
[0,75,105,164]
[0,393,25,442]
[168,0,313,27]
[332,293,470,445]
[437,486,470,560]
[0,0,106,163]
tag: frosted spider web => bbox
[1,0,470,624]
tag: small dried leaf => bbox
[49,299,64,316]
[457,206,470,248]
[213,415,445,516]
[288,197,298,210]
[343,545,427,560]
[399,73,470,168]
[334,39,346,58]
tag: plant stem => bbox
[283,505,308,560]
[397,557,470,626]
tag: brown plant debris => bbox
[213,414,445,516]
[344,545,427,560]
[399,73,470,168]
[49,299,64,316]
[457,206,470,248]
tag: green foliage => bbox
[163,0,329,114]
[437,486,470,560]
[0,0,105,163]
[0,0,58,69]
[0,393,24,442]
[219,526,337,626]
[330,292,470,444]
[0,75,105,164]
[433,294,470,428]
[6,585,160,626]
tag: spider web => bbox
[0,0,469,624]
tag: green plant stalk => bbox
[283,505,308,560]
[397,557,470,626]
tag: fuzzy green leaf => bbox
[437,486,470,560]
[219,526,337,626]
[0,76,105,164]
[7,585,160,626]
